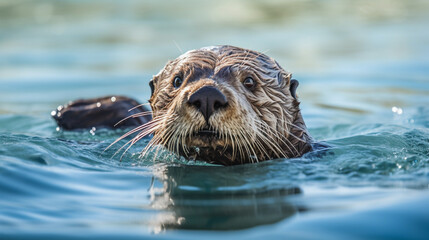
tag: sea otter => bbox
[53,45,315,165]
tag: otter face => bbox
[146,45,311,165]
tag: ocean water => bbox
[0,0,429,239]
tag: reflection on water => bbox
[150,164,300,231]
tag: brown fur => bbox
[120,45,313,165]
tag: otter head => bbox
[147,45,312,165]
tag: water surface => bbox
[0,0,428,239]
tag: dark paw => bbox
[52,96,152,130]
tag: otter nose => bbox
[188,86,228,122]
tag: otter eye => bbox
[243,77,256,90]
[173,76,183,88]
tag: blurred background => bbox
[1,0,428,120]
[1,1,429,238]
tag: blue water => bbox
[1,0,429,239]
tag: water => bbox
[1,0,429,239]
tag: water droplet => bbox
[56,127,60,132]
[177,217,185,224]
[96,102,101,107]
[392,106,403,115]
[90,127,96,136]
[111,96,116,102]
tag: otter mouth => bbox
[193,128,221,140]
[180,127,262,165]
[179,128,235,165]
[180,144,236,165]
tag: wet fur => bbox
[114,45,313,165]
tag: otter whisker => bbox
[184,124,194,155]
[233,132,243,163]
[235,129,248,163]
[142,116,180,161]
[141,134,166,159]
[106,117,163,152]
[156,117,179,151]
[286,122,308,133]
[274,116,308,136]
[252,124,281,160]
[157,122,175,146]
[127,103,152,112]
[114,124,161,161]
[250,132,271,161]
[255,129,285,159]
[253,117,300,156]
[234,129,247,164]
[173,125,183,156]
[228,128,238,162]
[178,124,190,156]
[115,111,167,140]
[108,112,171,161]
[218,125,227,153]
[256,123,298,157]
[114,111,153,127]
[237,127,259,163]
[274,118,308,144]
[225,127,236,162]
[159,118,183,156]
[253,121,291,158]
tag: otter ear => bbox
[149,79,155,97]
[290,79,299,100]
